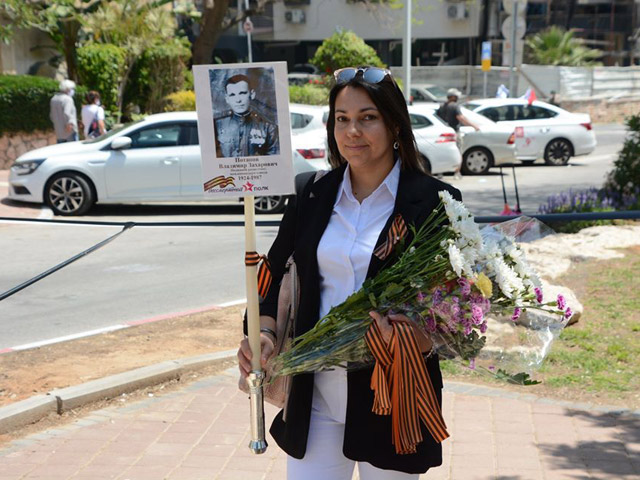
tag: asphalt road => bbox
[0,124,629,350]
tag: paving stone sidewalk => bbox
[1,368,639,480]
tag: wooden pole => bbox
[244,195,267,454]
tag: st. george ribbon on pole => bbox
[244,197,268,454]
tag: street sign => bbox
[481,41,492,72]
[501,15,526,40]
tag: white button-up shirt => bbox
[312,160,400,423]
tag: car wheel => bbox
[521,160,536,166]
[45,172,95,216]
[254,195,287,214]
[544,139,572,166]
[461,147,493,175]
[420,155,432,174]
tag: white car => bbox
[8,111,322,216]
[410,83,451,104]
[462,99,597,165]
[410,105,518,175]
[407,105,461,174]
[290,103,330,170]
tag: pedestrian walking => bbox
[238,66,462,479]
[81,90,106,139]
[436,88,479,132]
[50,79,78,143]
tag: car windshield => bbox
[462,102,482,111]
[81,119,144,144]
[425,85,448,98]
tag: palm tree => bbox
[525,26,603,66]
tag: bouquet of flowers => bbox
[273,191,571,383]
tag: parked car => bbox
[290,103,330,170]
[457,107,519,175]
[287,63,324,86]
[8,112,323,216]
[407,105,461,174]
[410,105,518,175]
[462,98,597,165]
[410,83,451,104]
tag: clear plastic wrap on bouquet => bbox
[273,194,573,386]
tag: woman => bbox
[81,90,106,139]
[238,67,462,479]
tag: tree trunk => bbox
[116,56,138,123]
[192,0,230,65]
[61,21,81,82]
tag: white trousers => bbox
[286,406,420,480]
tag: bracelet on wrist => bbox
[260,327,277,344]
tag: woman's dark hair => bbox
[326,67,425,173]
[86,90,101,104]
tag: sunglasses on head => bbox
[333,67,392,85]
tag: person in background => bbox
[81,90,106,139]
[238,66,462,479]
[436,88,479,132]
[50,79,78,143]
[547,90,560,107]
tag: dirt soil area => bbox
[0,304,246,408]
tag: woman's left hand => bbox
[369,311,433,353]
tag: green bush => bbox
[164,90,195,111]
[310,30,385,75]
[603,114,640,210]
[77,43,127,115]
[289,84,329,106]
[125,38,191,113]
[0,75,86,134]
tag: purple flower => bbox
[458,277,471,296]
[432,288,443,306]
[557,294,566,310]
[564,307,573,320]
[417,291,426,303]
[425,313,437,333]
[471,304,484,325]
[488,365,495,371]
[479,321,488,333]
[534,287,543,303]
[468,358,476,370]
[511,307,522,322]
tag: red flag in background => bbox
[522,88,537,105]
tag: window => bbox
[479,107,502,122]
[186,123,199,145]
[521,106,558,120]
[291,112,313,130]
[129,124,181,149]
[409,114,433,128]
[411,89,428,101]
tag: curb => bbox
[0,349,237,435]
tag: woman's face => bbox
[333,86,395,172]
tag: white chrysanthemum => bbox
[447,243,466,277]
[491,257,525,299]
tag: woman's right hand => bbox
[237,334,275,378]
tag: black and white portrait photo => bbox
[210,67,280,158]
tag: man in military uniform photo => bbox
[214,74,280,157]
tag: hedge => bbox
[77,43,127,114]
[0,75,86,134]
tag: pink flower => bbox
[534,287,543,303]
[417,291,426,303]
[468,358,476,370]
[557,294,566,310]
[564,307,573,319]
[458,277,471,296]
[479,321,488,333]
[511,307,522,322]
[471,304,484,325]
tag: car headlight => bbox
[11,159,45,176]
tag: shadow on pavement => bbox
[538,410,640,477]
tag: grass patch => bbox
[442,246,640,409]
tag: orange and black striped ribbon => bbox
[365,320,449,455]
[373,214,408,261]
[245,251,272,299]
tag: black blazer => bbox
[259,163,462,474]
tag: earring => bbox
[393,141,399,150]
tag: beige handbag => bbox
[239,254,299,410]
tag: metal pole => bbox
[508,1,518,97]
[483,71,488,97]
[402,0,412,102]
[244,0,253,62]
